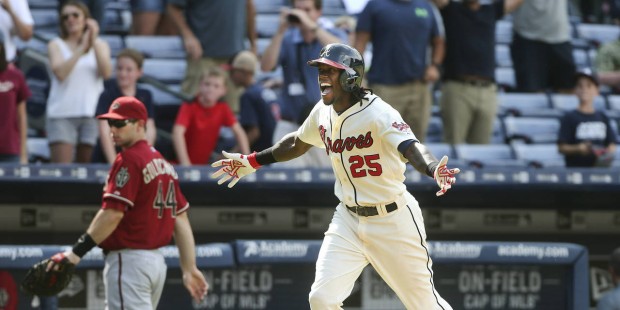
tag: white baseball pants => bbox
[103,249,167,310]
[308,192,452,310]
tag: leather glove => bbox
[434,156,460,197]
[211,151,260,188]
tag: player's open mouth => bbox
[320,83,332,95]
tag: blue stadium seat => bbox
[503,116,560,144]
[31,9,59,33]
[27,137,50,162]
[27,0,58,9]
[608,95,620,112]
[256,14,281,38]
[454,144,527,168]
[139,83,184,106]
[577,24,620,46]
[491,117,506,144]
[550,94,607,112]
[512,144,565,168]
[425,143,455,159]
[573,48,590,69]
[497,93,562,117]
[125,36,186,59]
[142,59,187,84]
[100,35,125,57]
[495,20,513,44]
[255,0,286,13]
[426,116,443,143]
[495,67,516,91]
[495,44,511,67]
[322,0,347,16]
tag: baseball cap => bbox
[574,68,599,87]
[96,96,147,121]
[231,51,257,73]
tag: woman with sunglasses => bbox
[45,0,112,163]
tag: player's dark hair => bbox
[350,86,371,104]
[117,48,145,69]
[59,0,92,39]
[290,0,322,10]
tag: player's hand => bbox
[45,251,80,272]
[434,156,460,197]
[182,267,208,303]
[211,151,260,188]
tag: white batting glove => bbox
[434,156,460,197]
[211,151,261,188]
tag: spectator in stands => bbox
[46,1,112,163]
[231,51,279,153]
[172,67,250,165]
[558,69,617,167]
[434,0,524,144]
[354,0,445,142]
[129,0,177,35]
[260,0,346,168]
[167,0,257,112]
[595,35,620,93]
[0,34,30,164]
[510,0,576,93]
[0,0,33,62]
[59,0,105,33]
[93,48,156,164]
[598,247,620,310]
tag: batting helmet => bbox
[307,43,364,93]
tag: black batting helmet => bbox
[307,43,364,93]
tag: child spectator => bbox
[46,0,112,163]
[230,50,279,152]
[0,35,31,164]
[172,67,249,165]
[93,48,156,164]
[558,69,617,167]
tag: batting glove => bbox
[434,155,460,197]
[211,151,261,188]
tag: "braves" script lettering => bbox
[319,125,374,154]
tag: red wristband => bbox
[246,152,261,169]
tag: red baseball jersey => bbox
[99,140,189,251]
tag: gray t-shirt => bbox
[512,0,570,43]
[168,0,247,58]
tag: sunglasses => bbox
[61,12,81,21]
[107,119,136,128]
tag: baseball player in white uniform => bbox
[211,43,458,309]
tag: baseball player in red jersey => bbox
[212,43,458,309]
[45,96,208,309]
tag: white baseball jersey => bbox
[297,93,418,206]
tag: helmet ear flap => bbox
[339,70,359,93]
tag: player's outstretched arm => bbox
[402,141,460,196]
[211,132,312,188]
[174,212,209,303]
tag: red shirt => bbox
[0,65,31,155]
[174,100,237,165]
[99,140,189,251]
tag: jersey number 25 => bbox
[349,154,382,178]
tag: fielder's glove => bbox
[211,151,260,188]
[434,156,460,197]
[21,253,75,296]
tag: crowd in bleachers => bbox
[1,0,620,169]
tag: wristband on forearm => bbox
[426,161,439,178]
[72,233,97,258]
[254,148,277,166]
